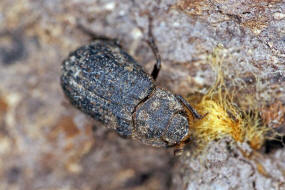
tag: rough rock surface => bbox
[0,0,284,190]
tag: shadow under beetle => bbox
[61,19,204,148]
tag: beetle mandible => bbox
[60,18,204,148]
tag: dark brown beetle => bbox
[61,20,203,148]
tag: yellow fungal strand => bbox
[188,46,270,151]
[194,100,242,142]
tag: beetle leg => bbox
[175,95,207,119]
[146,16,162,81]
[136,15,161,80]
[173,142,186,156]
[77,21,122,48]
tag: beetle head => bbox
[162,112,190,146]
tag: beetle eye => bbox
[163,114,189,145]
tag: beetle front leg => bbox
[175,95,207,119]
[173,142,186,156]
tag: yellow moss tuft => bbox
[188,46,270,151]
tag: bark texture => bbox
[0,0,284,189]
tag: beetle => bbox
[60,19,204,148]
